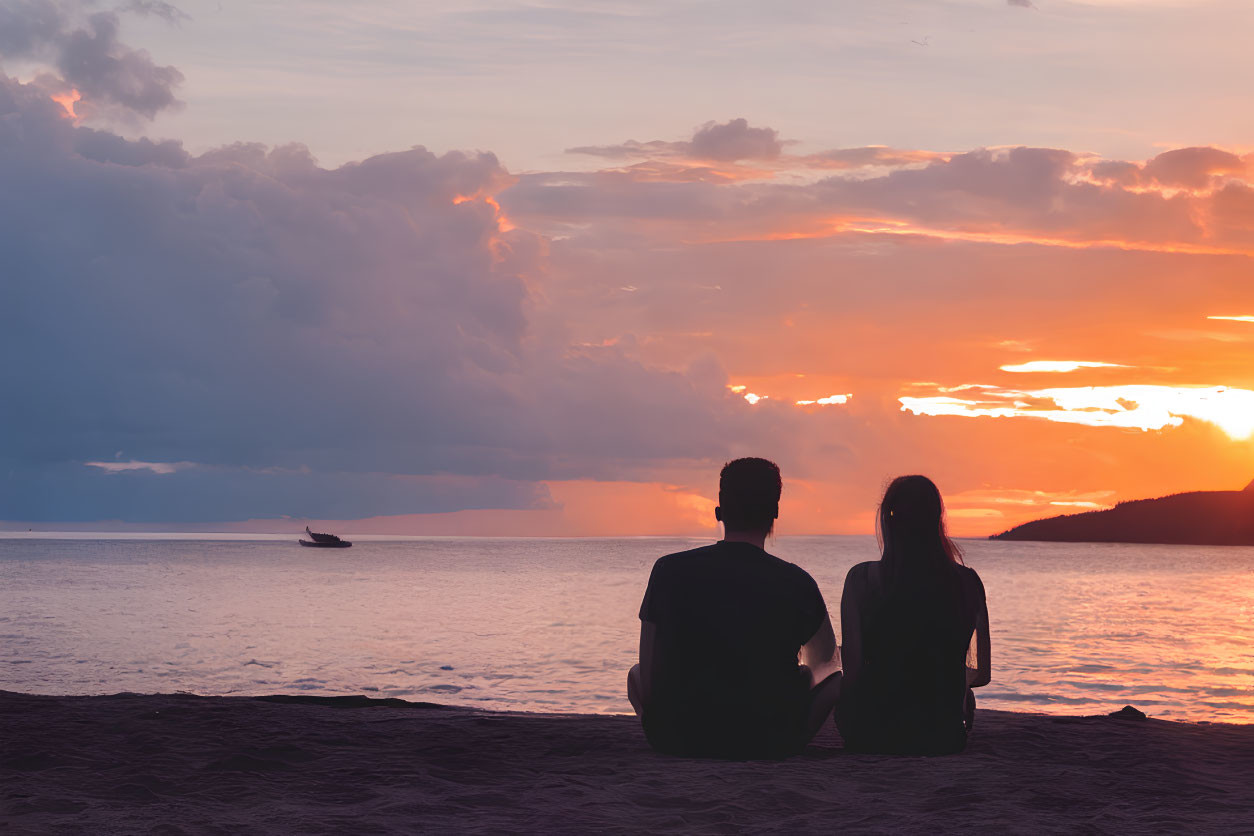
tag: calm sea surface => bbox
[2,535,1252,723]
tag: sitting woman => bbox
[836,475,990,755]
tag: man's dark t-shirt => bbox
[638,541,827,757]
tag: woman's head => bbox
[877,475,963,577]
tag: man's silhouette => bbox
[627,458,841,757]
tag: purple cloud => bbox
[689,118,782,162]
[0,0,183,119]
[568,117,782,162]
[1142,147,1245,189]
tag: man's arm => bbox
[637,619,658,704]
[634,555,667,708]
[800,612,840,685]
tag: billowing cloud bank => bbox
[0,40,787,522]
[3,9,1253,531]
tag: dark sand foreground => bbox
[3,692,1253,834]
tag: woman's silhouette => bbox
[836,475,991,754]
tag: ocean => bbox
[2,535,1251,723]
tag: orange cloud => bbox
[799,147,949,170]
[1000,361,1128,373]
[50,88,81,121]
[900,384,1254,440]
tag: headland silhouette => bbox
[992,479,1254,545]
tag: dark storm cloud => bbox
[0,69,786,521]
[54,10,183,117]
[0,0,63,55]
[0,0,184,118]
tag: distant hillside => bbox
[990,480,1254,546]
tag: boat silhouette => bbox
[299,525,352,548]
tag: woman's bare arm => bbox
[840,564,866,685]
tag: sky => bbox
[3,0,1254,536]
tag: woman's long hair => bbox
[876,475,963,589]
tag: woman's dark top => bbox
[638,541,827,758]
[837,561,979,755]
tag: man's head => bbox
[715,457,782,535]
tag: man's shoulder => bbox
[657,542,723,561]
[651,543,722,572]
[762,551,818,584]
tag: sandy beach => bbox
[3,691,1252,834]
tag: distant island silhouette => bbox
[991,479,1254,546]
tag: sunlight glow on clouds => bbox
[900,385,1254,440]
[1000,361,1128,373]
[731,385,855,408]
[50,88,80,120]
[7,0,1254,534]
[942,487,1116,527]
[795,394,852,406]
[728,385,765,404]
[948,488,1116,509]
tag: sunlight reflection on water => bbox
[1,536,1251,722]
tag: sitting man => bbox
[627,457,841,758]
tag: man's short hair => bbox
[718,457,782,532]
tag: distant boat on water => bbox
[300,525,352,548]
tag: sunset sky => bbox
[3,0,1254,535]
